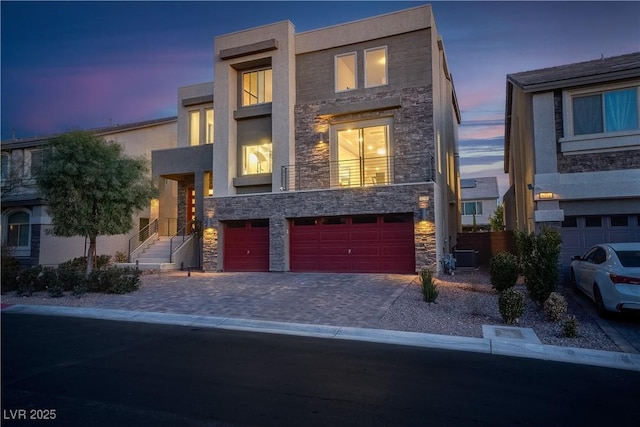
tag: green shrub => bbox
[16,266,45,296]
[419,268,438,303]
[563,315,579,338]
[515,227,562,304]
[87,266,140,294]
[544,292,568,322]
[38,267,64,298]
[1,248,22,293]
[489,251,519,292]
[57,264,86,292]
[498,288,525,325]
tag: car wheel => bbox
[570,269,579,293]
[593,285,611,319]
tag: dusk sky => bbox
[2,1,639,197]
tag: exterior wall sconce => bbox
[538,192,554,200]
[527,183,534,190]
[319,131,328,143]
[418,195,430,221]
[203,216,214,230]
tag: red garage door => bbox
[290,214,415,273]
[224,219,269,272]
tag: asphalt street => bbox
[3,313,639,427]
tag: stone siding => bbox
[203,183,436,272]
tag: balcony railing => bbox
[280,154,434,192]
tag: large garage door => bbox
[290,214,415,273]
[224,219,269,272]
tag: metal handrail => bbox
[128,218,158,262]
[169,220,194,262]
[280,154,435,191]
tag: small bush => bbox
[16,266,45,296]
[498,288,525,325]
[87,266,140,294]
[113,251,128,263]
[419,268,438,303]
[1,249,22,293]
[489,252,519,292]
[563,315,579,338]
[544,292,568,321]
[39,267,64,298]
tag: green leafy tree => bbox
[488,205,505,231]
[37,131,157,277]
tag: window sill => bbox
[234,104,272,120]
[560,130,640,154]
[233,174,272,187]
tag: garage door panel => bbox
[290,214,415,273]
[224,221,270,272]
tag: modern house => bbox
[1,117,177,267]
[503,52,640,276]
[460,177,499,231]
[180,4,462,273]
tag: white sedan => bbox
[570,242,640,317]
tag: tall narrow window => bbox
[29,150,42,177]
[242,143,272,175]
[189,110,200,146]
[205,109,214,144]
[365,47,387,88]
[335,123,390,187]
[7,212,29,247]
[242,69,272,106]
[1,152,9,180]
[335,52,356,92]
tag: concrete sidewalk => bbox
[3,303,640,372]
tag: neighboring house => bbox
[1,117,177,267]
[188,4,461,273]
[460,177,499,231]
[503,52,640,278]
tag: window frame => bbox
[329,117,394,188]
[241,67,273,107]
[27,149,43,178]
[364,46,388,88]
[5,210,30,248]
[462,201,483,216]
[1,152,10,180]
[561,83,640,149]
[335,52,357,93]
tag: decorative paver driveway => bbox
[84,272,417,328]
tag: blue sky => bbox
[2,1,639,197]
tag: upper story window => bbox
[335,52,357,92]
[570,86,639,136]
[332,119,392,187]
[1,152,9,180]
[189,111,200,146]
[462,201,483,216]
[27,149,43,177]
[189,108,214,146]
[7,211,30,247]
[206,109,214,144]
[365,47,387,88]
[242,68,272,106]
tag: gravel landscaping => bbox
[1,269,622,353]
[379,270,621,352]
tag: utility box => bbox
[454,249,478,268]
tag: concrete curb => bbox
[3,304,639,372]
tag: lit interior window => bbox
[243,143,272,175]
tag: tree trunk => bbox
[86,235,97,277]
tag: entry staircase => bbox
[131,236,178,271]
[121,219,196,271]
